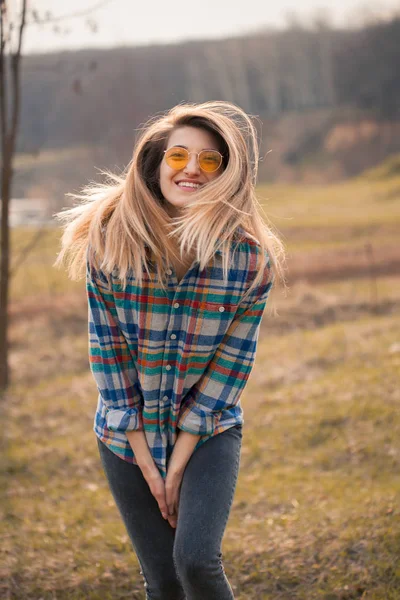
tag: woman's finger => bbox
[167,497,175,516]
[165,482,174,514]
[157,496,168,519]
[168,512,177,528]
[147,473,168,519]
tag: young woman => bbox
[54,101,285,600]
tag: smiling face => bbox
[159,126,223,218]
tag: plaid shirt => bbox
[86,227,273,479]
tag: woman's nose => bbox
[184,153,200,175]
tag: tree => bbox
[0,0,27,392]
[0,0,110,393]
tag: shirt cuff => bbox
[106,406,143,432]
[177,399,221,436]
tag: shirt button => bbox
[170,333,177,339]
[162,395,169,401]
[166,364,171,371]
[219,306,225,312]
[173,302,180,309]
[166,268,173,275]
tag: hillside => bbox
[12,16,400,200]
[13,110,400,209]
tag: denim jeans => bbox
[96,424,243,600]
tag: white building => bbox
[4,198,55,227]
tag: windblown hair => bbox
[54,100,286,304]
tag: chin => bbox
[167,197,187,209]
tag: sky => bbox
[21,0,400,54]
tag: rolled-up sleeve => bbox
[86,261,143,432]
[177,256,274,436]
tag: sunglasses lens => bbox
[199,151,222,173]
[165,147,188,170]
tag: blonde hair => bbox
[54,100,286,304]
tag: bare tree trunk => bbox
[0,160,11,391]
[0,0,27,393]
[0,0,10,393]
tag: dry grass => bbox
[1,168,400,599]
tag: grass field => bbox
[1,165,400,599]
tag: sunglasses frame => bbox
[163,146,224,173]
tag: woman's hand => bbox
[144,469,169,521]
[165,468,184,529]
[126,430,174,524]
[126,430,169,520]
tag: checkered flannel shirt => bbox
[87,227,274,479]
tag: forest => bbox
[14,15,400,196]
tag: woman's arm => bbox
[125,430,159,478]
[87,262,144,432]
[177,252,274,437]
[164,430,201,528]
[126,429,170,522]
[167,430,201,476]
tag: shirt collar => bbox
[143,226,246,256]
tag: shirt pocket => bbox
[186,300,239,355]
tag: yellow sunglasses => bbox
[164,146,223,173]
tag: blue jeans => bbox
[96,424,243,600]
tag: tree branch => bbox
[9,0,26,158]
[27,0,114,25]
[10,226,49,278]
[16,0,26,57]
[0,0,7,159]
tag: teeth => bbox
[178,182,200,189]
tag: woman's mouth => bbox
[175,181,202,192]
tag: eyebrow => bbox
[172,144,219,152]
